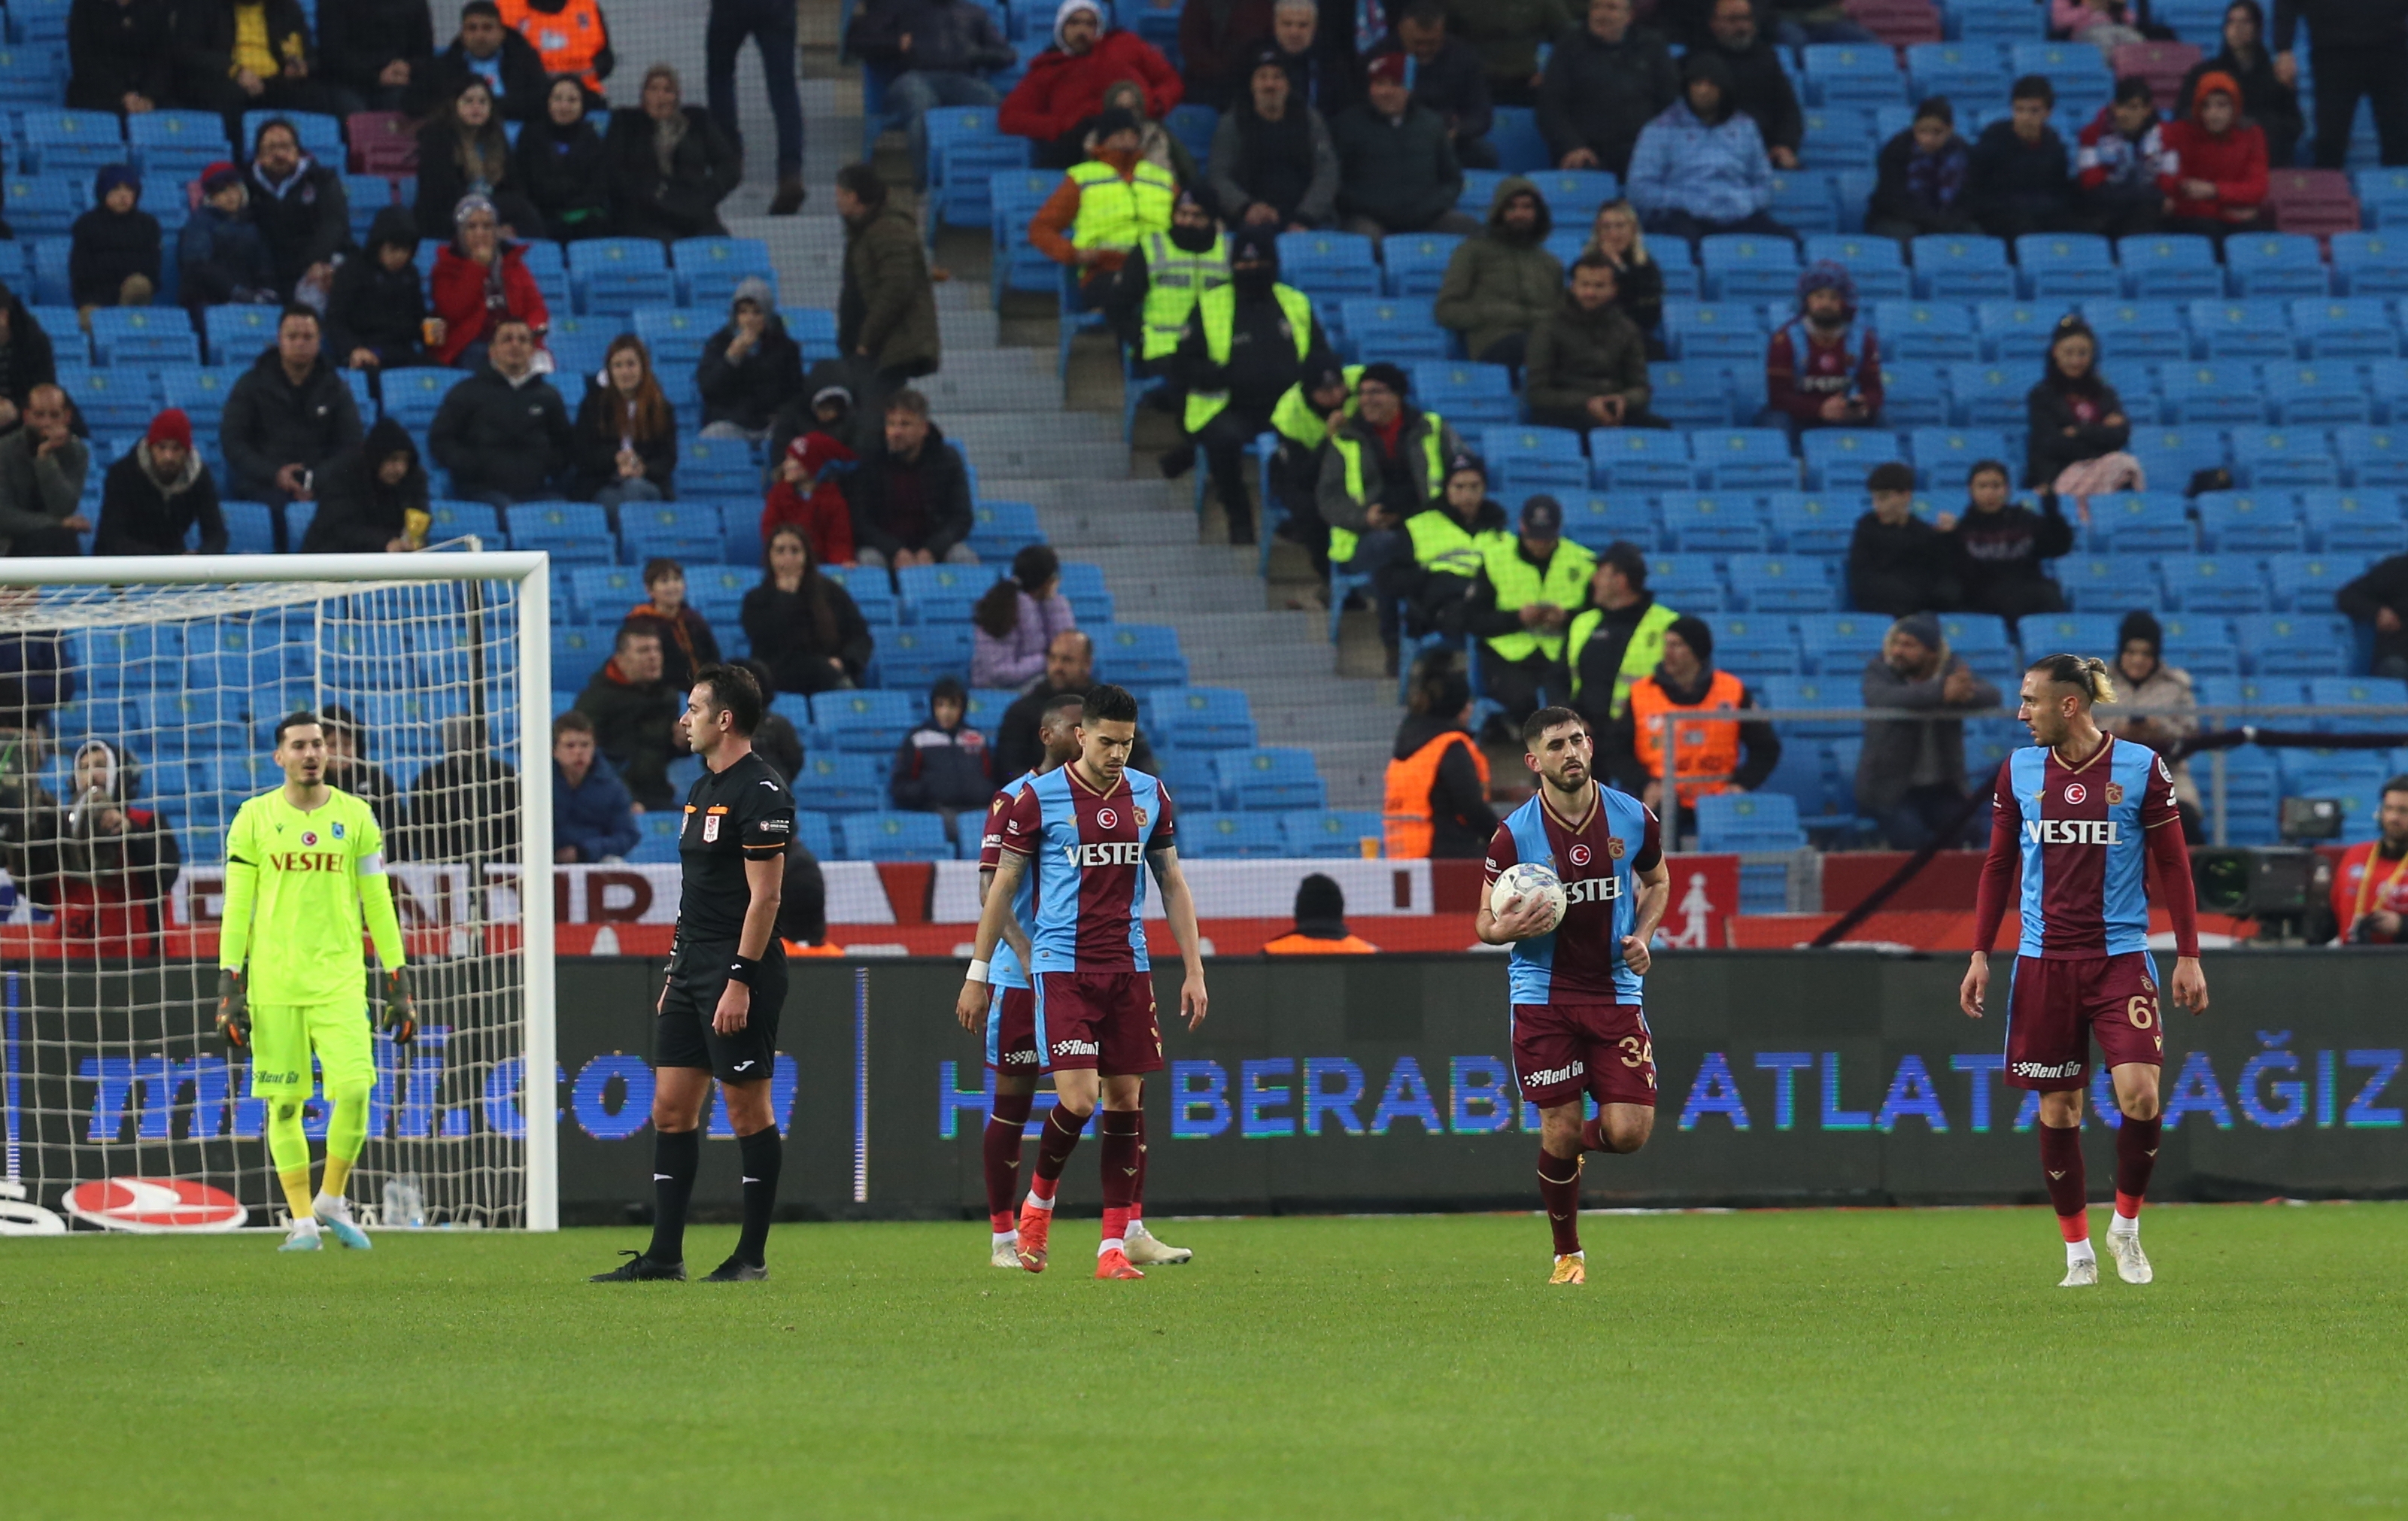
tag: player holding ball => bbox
[1478,707,1671,1286]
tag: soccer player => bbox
[963,692,1193,1271]
[216,713,415,1253]
[592,663,794,1284]
[1961,653,2209,1289]
[1478,707,1670,1287]
[955,684,1208,1280]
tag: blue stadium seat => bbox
[1908,427,2012,484]
[1695,791,1807,852]
[1802,44,1908,107]
[1488,105,1550,172]
[1912,235,2015,301]
[1055,561,1116,624]
[568,238,676,315]
[1560,493,1656,550]
[1769,172,1845,238]
[2290,297,2402,360]
[1481,426,1588,495]
[872,625,972,688]
[1942,361,2027,427]
[2195,490,2305,552]
[1153,751,1223,809]
[1875,299,1981,363]
[2115,234,2222,299]
[2126,424,2227,485]
[1150,686,1259,751]
[1590,429,1694,493]
[2329,232,2408,297]
[2090,491,2192,553]
[241,110,342,162]
[1280,809,1387,858]
[838,812,955,861]
[1875,360,1950,427]
[2161,554,2270,613]
[1180,811,1286,858]
[1800,428,1902,493]
[1699,234,1801,304]
[2018,611,2121,654]
[618,502,721,564]
[2079,299,2191,363]
[1975,300,2054,363]
[2057,554,2163,611]
[126,111,230,178]
[1336,297,1449,361]
[1726,554,1836,611]
[1644,362,1735,427]
[2015,233,2117,300]
[2300,489,2408,554]
[1766,490,1858,554]
[1522,169,1620,223]
[380,366,468,433]
[88,307,199,368]
[1408,360,1519,427]
[567,565,644,622]
[2234,613,2352,675]
[2223,233,2328,298]
[2306,679,2408,739]
[1380,232,1465,299]
[677,434,758,496]
[1275,232,1380,299]
[966,500,1042,560]
[1691,427,1797,490]
[508,502,613,565]
[203,304,281,366]
[1095,624,1189,687]
[2264,364,2370,428]
[632,305,715,375]
[2185,298,2294,362]
[2233,428,2342,489]
[1659,493,1767,551]
[672,237,774,309]
[21,109,126,177]
[218,499,278,555]
[2336,427,2408,490]
[925,106,1022,229]
[58,363,152,436]
[791,753,886,812]
[1662,302,1764,363]
[3,178,79,238]
[2266,552,2356,611]
[894,562,1000,625]
[1216,747,1326,810]
[2161,363,2268,426]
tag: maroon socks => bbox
[1031,1104,1089,1194]
[1098,1109,1141,1247]
[1537,1149,1583,1256]
[983,1088,1034,1232]
[2039,1123,2089,1242]
[2115,1114,2161,1222]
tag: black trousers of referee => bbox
[2309,42,2408,168]
[1195,405,1274,545]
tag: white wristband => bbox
[966,958,991,985]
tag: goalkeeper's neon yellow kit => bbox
[220,787,406,1223]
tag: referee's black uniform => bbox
[659,750,795,1079]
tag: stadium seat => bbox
[2115,234,2222,299]
[1770,172,1845,238]
[1380,232,1465,299]
[1153,751,1223,809]
[672,236,774,309]
[2195,490,2305,553]
[21,109,125,177]
[1481,427,1588,495]
[1691,428,1797,490]
[126,111,230,178]
[1150,687,1259,751]
[59,364,153,436]
[1408,361,1519,427]
[2161,363,2269,426]
[2161,555,2270,614]
[2126,426,2227,485]
[1274,232,1380,299]
[1975,300,2053,363]
[2090,491,2193,553]
[2018,612,2120,654]
[1560,493,1657,550]
[2222,233,2328,298]
[1694,791,1807,852]
[966,501,1042,560]
[2264,365,2371,428]
[2266,552,2355,611]
[1659,493,1767,551]
[1908,427,2011,484]
[873,626,973,689]
[2057,554,2164,610]
[1280,809,1386,858]
[1876,299,1981,363]
[203,304,281,366]
[508,502,613,565]
[2306,679,2408,738]
[1644,363,1735,428]
[2233,428,2342,489]
[1726,554,1835,612]
[838,812,955,862]
[632,305,715,375]
[1875,360,1950,427]
[1942,362,2028,427]
[1662,302,1764,363]
[1802,44,1908,107]
[2186,299,2295,363]
[677,433,758,497]
[86,307,199,369]
[1912,235,2015,301]
[2233,613,2352,675]
[1699,234,1801,304]
[1336,298,1449,362]
[1765,491,1857,554]
[1800,429,1902,493]
[2291,298,2402,360]
[2079,299,2191,363]
[895,563,1001,625]
[2015,233,2117,300]
[1095,624,1189,688]
[2300,489,2408,554]
[568,238,676,315]
[1590,430,1694,493]
[1793,613,1889,678]
[2330,232,2408,297]
[1522,169,1620,223]
[2335,428,2408,490]
[790,753,886,812]
[1181,811,1286,858]
[1216,748,1326,810]
[1054,562,1115,624]
[241,109,342,162]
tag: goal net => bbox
[0,551,554,1235]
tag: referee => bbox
[592,663,794,1284]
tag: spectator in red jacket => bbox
[762,424,858,566]
[1000,0,1183,168]
[2157,71,2268,242]
[1761,260,1881,436]
[430,193,549,368]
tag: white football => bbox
[1489,861,1568,934]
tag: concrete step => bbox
[915,348,1058,413]
[943,415,1123,478]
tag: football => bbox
[1488,861,1568,934]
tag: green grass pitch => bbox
[5,1205,2404,1519]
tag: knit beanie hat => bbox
[95,164,140,202]
[146,408,193,450]
[200,161,243,196]
[1667,614,1714,665]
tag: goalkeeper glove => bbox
[214,968,249,1052]
[381,967,417,1046]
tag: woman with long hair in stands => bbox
[573,334,679,514]
[742,524,875,696]
[413,77,546,241]
[970,545,1076,691]
[1581,198,1665,357]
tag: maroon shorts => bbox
[1034,971,1164,1076]
[983,984,1038,1075]
[1511,1002,1659,1110]
[2005,952,2166,1091]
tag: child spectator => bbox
[68,165,161,317]
[326,206,433,372]
[572,333,678,512]
[2077,77,2168,239]
[742,524,874,696]
[1969,75,2078,238]
[1945,458,2072,622]
[430,193,548,367]
[551,711,641,864]
[762,399,858,567]
[414,76,547,240]
[177,162,280,311]
[1866,96,1976,242]
[301,415,431,552]
[888,675,994,818]
[1763,261,1881,434]
[2024,313,2134,495]
[624,557,721,692]
[972,545,1077,691]
[518,74,612,241]
[1847,460,1957,616]
[2180,1,2300,169]
[95,408,226,555]
[2157,71,2269,244]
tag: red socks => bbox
[2115,1114,2161,1222]
[2039,1123,2089,1241]
[1033,1104,1089,1189]
[1097,1109,1141,1248]
[983,1089,1034,1232]
[1537,1149,1583,1256]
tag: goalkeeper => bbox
[217,712,415,1252]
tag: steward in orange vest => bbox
[1608,615,1782,809]
[1262,873,1380,955]
[497,0,614,99]
[1383,666,1498,859]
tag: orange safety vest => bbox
[1629,669,1747,808]
[1263,931,1380,955]
[497,0,608,93]
[1383,730,1491,860]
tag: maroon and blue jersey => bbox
[1483,786,1662,1003]
[1994,734,2182,958]
[997,764,1178,973]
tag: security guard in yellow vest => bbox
[1565,540,1681,733]
[1171,225,1331,545]
[1116,198,1230,369]
[1395,451,1512,639]
[1316,362,1462,662]
[1600,616,1782,812]
[1028,107,1177,302]
[1259,363,1357,573]
[1461,495,1596,726]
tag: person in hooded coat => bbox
[326,205,433,370]
[2157,68,2270,244]
[518,73,613,241]
[20,738,181,958]
[68,164,161,314]
[1433,176,1559,370]
[696,275,803,440]
[998,0,1184,168]
[95,408,227,556]
[302,414,431,552]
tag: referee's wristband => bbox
[725,955,760,987]
[966,958,991,985]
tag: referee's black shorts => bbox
[657,945,788,1083]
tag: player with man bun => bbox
[1479,706,1670,1286]
[217,712,414,1252]
[1963,653,2207,1288]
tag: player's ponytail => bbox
[2027,652,2115,706]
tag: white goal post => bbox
[0,551,554,1233]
